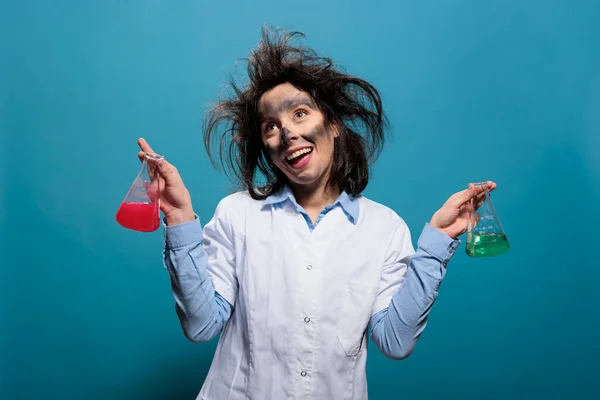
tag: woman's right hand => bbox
[137,138,196,226]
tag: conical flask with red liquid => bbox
[116,152,164,232]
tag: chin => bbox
[287,172,322,188]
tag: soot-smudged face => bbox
[258,83,338,191]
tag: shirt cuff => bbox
[163,215,203,249]
[417,223,460,264]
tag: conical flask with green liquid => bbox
[466,182,510,257]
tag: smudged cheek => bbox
[264,149,288,171]
[262,142,279,161]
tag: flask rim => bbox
[472,181,491,187]
[144,152,164,161]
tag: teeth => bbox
[286,148,312,161]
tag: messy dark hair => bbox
[203,26,388,200]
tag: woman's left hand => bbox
[429,181,497,239]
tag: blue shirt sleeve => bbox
[369,223,459,359]
[162,215,233,342]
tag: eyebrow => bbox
[259,95,317,123]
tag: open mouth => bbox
[285,147,313,168]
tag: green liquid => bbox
[466,233,510,257]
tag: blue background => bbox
[3,1,600,399]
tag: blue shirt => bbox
[263,185,360,230]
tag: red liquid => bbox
[116,202,160,232]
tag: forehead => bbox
[258,83,317,115]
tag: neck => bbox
[290,180,341,212]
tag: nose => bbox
[280,126,298,146]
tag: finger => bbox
[475,198,484,210]
[474,181,496,194]
[474,213,481,227]
[447,183,476,208]
[150,158,182,186]
[465,207,481,230]
[472,183,490,195]
[137,137,155,154]
[146,176,162,203]
[458,202,471,219]
[449,203,473,237]
[466,182,495,204]
[473,181,497,204]
[137,138,156,163]
[474,190,487,205]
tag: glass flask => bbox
[116,152,164,232]
[466,182,510,257]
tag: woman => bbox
[138,27,495,400]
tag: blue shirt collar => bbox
[263,185,359,224]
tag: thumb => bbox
[447,184,476,208]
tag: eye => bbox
[294,110,307,119]
[264,123,279,133]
